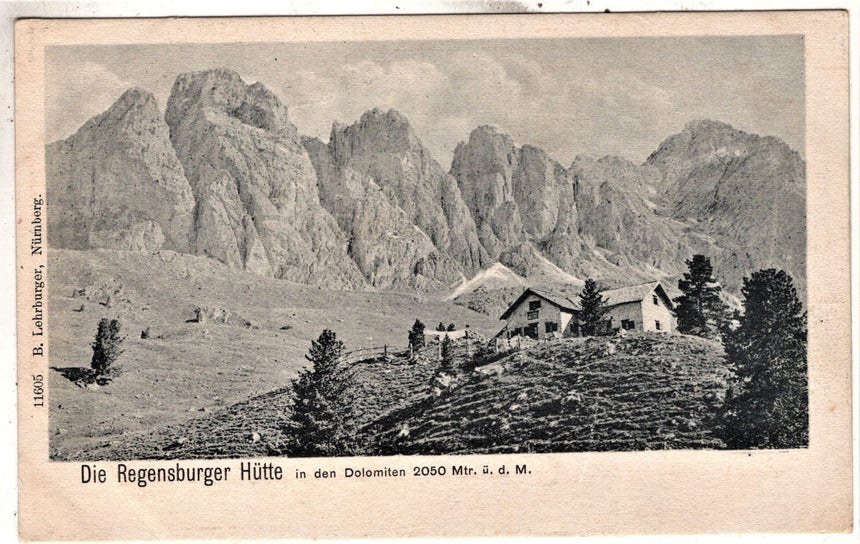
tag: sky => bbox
[45,35,804,167]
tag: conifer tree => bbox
[675,254,728,338]
[287,329,358,457]
[91,318,124,379]
[714,269,808,449]
[578,279,608,336]
[408,319,426,351]
[440,335,455,372]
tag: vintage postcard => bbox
[15,11,851,541]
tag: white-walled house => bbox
[423,329,469,343]
[498,281,675,340]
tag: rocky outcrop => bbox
[303,135,460,289]
[449,122,788,294]
[165,69,364,288]
[450,126,525,258]
[329,109,490,275]
[570,155,691,272]
[46,88,195,253]
[450,126,590,278]
[647,120,806,296]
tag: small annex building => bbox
[499,281,675,340]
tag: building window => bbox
[529,300,541,311]
[652,295,659,305]
[603,318,613,332]
[545,322,558,334]
[655,320,662,330]
[527,310,539,320]
[621,319,635,330]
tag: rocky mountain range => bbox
[46,68,806,302]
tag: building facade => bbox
[499,282,675,340]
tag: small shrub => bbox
[446,323,456,331]
[466,343,492,372]
[140,326,151,339]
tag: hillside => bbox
[48,249,500,460]
[65,332,729,459]
[370,334,729,454]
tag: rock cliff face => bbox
[303,135,460,289]
[45,71,805,300]
[570,155,691,272]
[450,121,801,298]
[449,126,525,258]
[164,69,365,288]
[329,109,489,276]
[450,126,590,279]
[646,120,806,296]
[46,88,195,253]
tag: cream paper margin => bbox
[14,12,851,541]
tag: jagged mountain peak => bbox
[112,86,159,112]
[68,86,162,142]
[683,118,737,134]
[645,119,804,171]
[365,106,410,124]
[46,69,805,302]
[464,124,515,148]
[166,68,297,140]
[47,86,196,253]
[329,107,418,154]
[164,70,364,287]
[646,120,806,299]
[520,143,553,160]
[322,108,490,277]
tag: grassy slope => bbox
[48,249,501,460]
[78,332,729,459]
[371,334,729,454]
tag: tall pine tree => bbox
[714,269,808,449]
[578,279,608,336]
[286,329,358,457]
[675,254,728,338]
[440,335,455,372]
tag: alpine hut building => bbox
[499,281,675,340]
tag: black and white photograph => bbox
[42,33,810,460]
[12,10,853,541]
